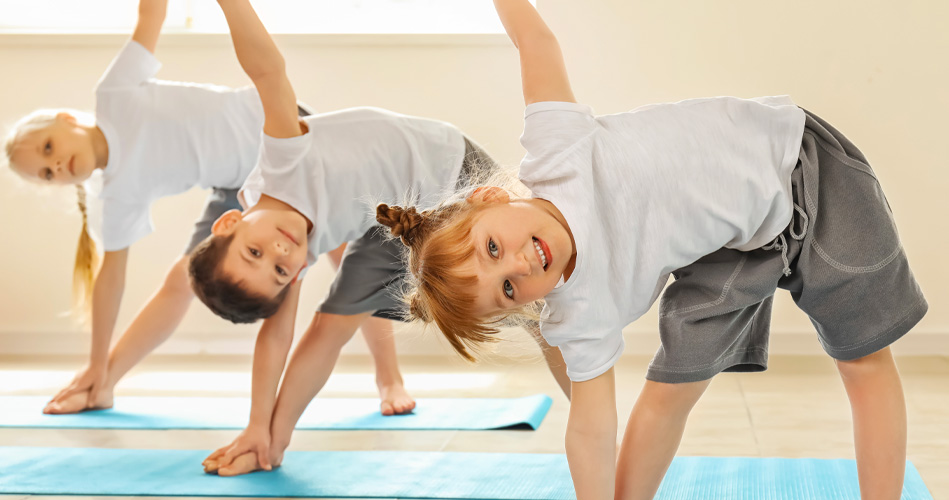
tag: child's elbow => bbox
[245,58,287,86]
[514,29,559,53]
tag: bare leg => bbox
[615,379,711,500]
[45,256,194,413]
[360,316,416,415]
[324,242,414,415]
[835,347,906,500]
[525,322,571,399]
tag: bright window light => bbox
[0,0,527,34]
[0,370,498,394]
[123,372,499,393]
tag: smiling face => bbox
[213,207,310,299]
[464,198,575,318]
[8,113,101,185]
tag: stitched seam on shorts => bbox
[805,135,902,274]
[811,240,903,274]
[658,254,748,318]
[813,134,876,179]
[649,346,767,373]
[824,296,927,354]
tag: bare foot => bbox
[217,452,262,477]
[43,387,114,414]
[378,382,416,416]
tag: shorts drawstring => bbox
[763,201,809,277]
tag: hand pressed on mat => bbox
[203,425,281,476]
[44,364,114,414]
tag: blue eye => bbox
[487,239,499,258]
[503,280,514,299]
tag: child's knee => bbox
[637,379,710,418]
[834,347,895,381]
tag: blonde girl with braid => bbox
[3,0,418,419]
[380,1,927,498]
[3,110,104,318]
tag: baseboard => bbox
[1,329,947,357]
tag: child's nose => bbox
[274,240,290,256]
[513,252,531,276]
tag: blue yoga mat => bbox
[0,395,552,430]
[0,448,933,499]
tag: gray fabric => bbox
[647,109,928,384]
[319,135,498,320]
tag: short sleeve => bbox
[100,199,153,251]
[238,129,319,277]
[518,101,597,188]
[96,40,161,92]
[557,332,625,382]
[238,130,313,210]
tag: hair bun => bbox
[376,204,424,246]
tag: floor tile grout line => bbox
[436,430,458,452]
[735,377,762,457]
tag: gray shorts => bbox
[647,110,928,384]
[183,104,315,255]
[319,136,498,320]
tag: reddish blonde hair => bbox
[377,185,539,361]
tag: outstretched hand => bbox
[44,364,109,413]
[203,426,281,476]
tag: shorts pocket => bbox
[809,139,901,273]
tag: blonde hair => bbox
[4,109,100,321]
[73,184,99,320]
[376,165,540,362]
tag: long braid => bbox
[73,184,99,321]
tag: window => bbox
[0,0,522,34]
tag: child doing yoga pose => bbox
[378,1,927,498]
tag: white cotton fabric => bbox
[239,107,466,274]
[91,40,264,251]
[519,96,806,382]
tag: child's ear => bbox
[211,209,243,236]
[468,186,510,204]
[56,112,77,124]
[290,262,307,285]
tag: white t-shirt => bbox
[239,107,466,273]
[91,40,265,251]
[520,96,806,382]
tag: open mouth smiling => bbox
[532,237,550,271]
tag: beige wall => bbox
[1,0,945,357]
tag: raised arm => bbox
[566,369,617,500]
[493,0,575,105]
[217,0,301,138]
[131,0,168,54]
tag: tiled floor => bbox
[0,353,946,499]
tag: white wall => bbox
[1,0,946,359]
